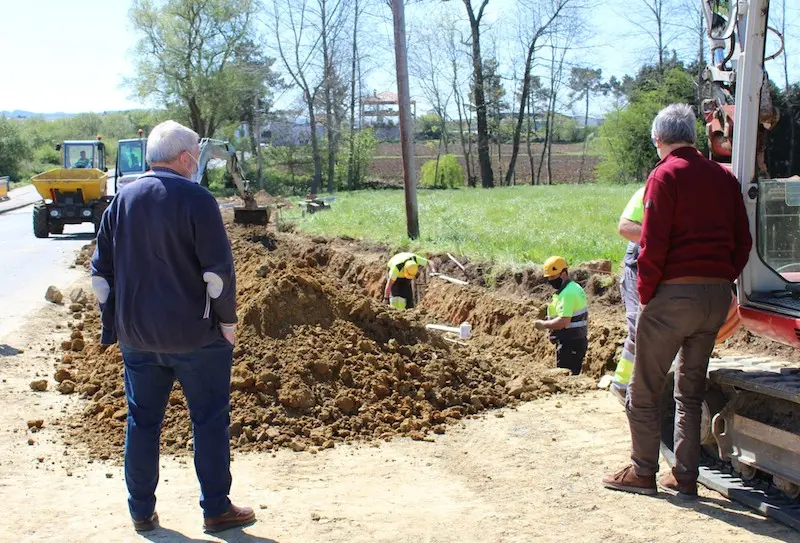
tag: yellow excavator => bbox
[30,136,111,238]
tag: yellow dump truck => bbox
[0,176,9,201]
[31,138,111,238]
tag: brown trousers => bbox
[626,283,731,483]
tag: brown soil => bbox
[61,219,798,462]
[60,226,602,460]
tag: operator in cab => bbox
[533,256,589,375]
[383,252,436,310]
[74,151,91,168]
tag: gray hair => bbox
[146,120,199,163]
[651,103,696,144]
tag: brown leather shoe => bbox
[659,471,698,500]
[602,464,657,495]
[132,512,159,532]
[203,504,256,533]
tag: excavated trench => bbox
[61,220,632,459]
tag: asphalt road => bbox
[0,175,116,340]
[0,205,94,339]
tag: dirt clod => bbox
[27,419,44,430]
[57,380,76,395]
[29,379,48,392]
[54,368,73,383]
[45,286,63,304]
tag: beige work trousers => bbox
[626,283,732,483]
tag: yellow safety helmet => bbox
[543,256,568,278]
[403,260,419,279]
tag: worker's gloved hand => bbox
[534,320,546,330]
[220,323,236,346]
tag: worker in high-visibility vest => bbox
[383,252,436,310]
[533,256,589,375]
[611,186,646,402]
[611,187,743,403]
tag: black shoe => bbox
[133,512,159,532]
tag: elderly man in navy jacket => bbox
[91,120,255,533]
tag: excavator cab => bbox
[115,130,149,192]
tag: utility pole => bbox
[391,0,419,239]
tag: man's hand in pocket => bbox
[220,323,236,346]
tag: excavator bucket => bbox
[234,206,269,225]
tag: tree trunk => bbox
[506,46,535,186]
[578,90,589,183]
[306,91,322,194]
[321,0,336,193]
[526,89,535,185]
[254,94,263,189]
[347,1,359,190]
[464,3,493,188]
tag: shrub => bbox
[420,154,464,189]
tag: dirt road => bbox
[0,283,794,543]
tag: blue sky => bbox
[0,0,798,116]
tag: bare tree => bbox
[315,0,352,192]
[568,67,604,183]
[409,17,454,154]
[620,0,677,72]
[444,19,476,187]
[270,0,325,193]
[536,21,576,185]
[505,0,571,186]
[346,0,361,190]
[461,0,494,188]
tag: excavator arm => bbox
[197,138,269,225]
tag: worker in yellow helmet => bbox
[533,256,589,375]
[383,252,436,310]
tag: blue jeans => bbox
[120,339,234,520]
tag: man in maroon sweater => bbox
[602,103,752,498]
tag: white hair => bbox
[651,103,697,144]
[146,120,199,163]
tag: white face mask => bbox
[186,152,200,183]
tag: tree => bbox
[505,0,572,186]
[271,0,325,193]
[481,58,506,182]
[318,0,352,193]
[0,117,31,181]
[409,16,454,154]
[444,19,476,187]
[621,0,677,72]
[596,65,696,182]
[129,0,273,140]
[568,67,605,182]
[461,0,494,188]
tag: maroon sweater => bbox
[638,147,752,304]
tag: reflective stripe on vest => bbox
[565,307,588,328]
[613,354,634,385]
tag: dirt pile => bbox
[60,228,599,458]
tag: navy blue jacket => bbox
[90,168,237,353]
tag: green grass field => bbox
[291,184,640,269]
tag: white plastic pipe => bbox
[425,322,472,339]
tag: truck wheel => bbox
[33,204,49,239]
[50,223,64,235]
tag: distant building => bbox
[360,91,416,127]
